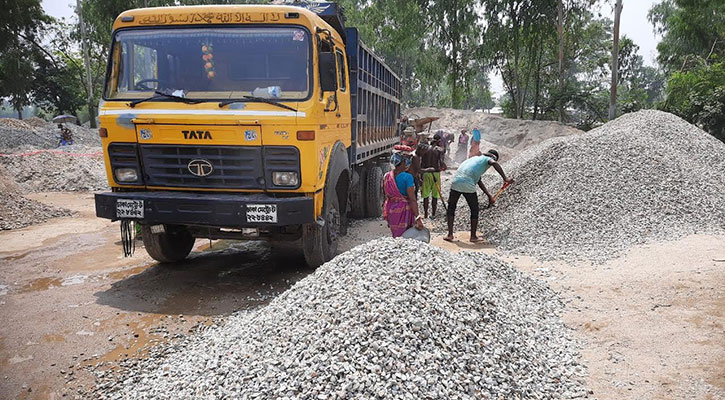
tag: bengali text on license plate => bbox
[246,204,277,223]
[116,199,144,219]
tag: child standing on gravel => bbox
[444,149,512,243]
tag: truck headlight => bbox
[115,168,138,182]
[272,171,299,186]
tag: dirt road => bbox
[0,192,330,399]
[434,233,725,399]
[1,193,723,399]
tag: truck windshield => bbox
[105,27,311,101]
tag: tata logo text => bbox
[187,159,214,177]
[183,130,213,140]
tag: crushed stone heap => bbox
[99,238,587,399]
[435,110,725,262]
[0,172,72,230]
[0,117,101,150]
[0,146,107,192]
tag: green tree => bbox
[0,47,35,118]
[663,61,725,141]
[0,0,48,118]
[1,0,48,49]
[462,67,494,111]
[31,21,88,117]
[339,0,437,106]
[648,0,725,73]
[650,0,724,141]
[483,0,558,119]
[421,0,481,108]
[614,37,665,113]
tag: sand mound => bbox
[405,107,583,154]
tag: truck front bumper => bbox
[95,191,314,227]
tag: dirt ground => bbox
[434,233,725,399]
[0,192,723,399]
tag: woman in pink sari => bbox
[382,152,424,237]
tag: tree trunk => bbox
[16,108,23,120]
[451,41,460,109]
[533,40,544,120]
[557,0,565,122]
[87,103,97,128]
[519,28,537,119]
[609,0,623,121]
[510,3,522,119]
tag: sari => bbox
[382,171,415,238]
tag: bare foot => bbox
[443,235,454,242]
[470,237,485,243]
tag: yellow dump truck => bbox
[94,3,401,266]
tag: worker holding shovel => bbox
[443,149,513,243]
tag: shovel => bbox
[491,180,512,204]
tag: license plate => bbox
[246,204,277,223]
[116,199,144,219]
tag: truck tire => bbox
[365,165,384,218]
[302,191,340,268]
[348,168,367,218]
[141,225,195,263]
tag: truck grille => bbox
[139,145,264,189]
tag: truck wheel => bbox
[348,168,367,218]
[141,225,195,263]
[302,191,340,268]
[365,165,384,218]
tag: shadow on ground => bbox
[94,241,312,317]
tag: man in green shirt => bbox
[443,149,513,242]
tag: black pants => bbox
[447,189,479,220]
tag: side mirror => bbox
[319,52,338,92]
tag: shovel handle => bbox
[492,181,512,202]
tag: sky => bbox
[42,0,76,21]
[42,0,662,98]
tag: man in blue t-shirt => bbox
[443,149,513,242]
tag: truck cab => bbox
[95,3,401,266]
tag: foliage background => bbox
[0,0,722,140]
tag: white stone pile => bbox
[96,238,587,399]
[0,118,106,228]
[0,146,108,192]
[0,117,101,150]
[0,174,72,230]
[435,110,725,262]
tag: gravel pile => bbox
[0,170,72,230]
[0,117,101,150]
[434,110,725,262]
[96,238,587,399]
[0,146,108,192]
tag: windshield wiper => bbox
[129,90,203,108]
[218,96,297,112]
